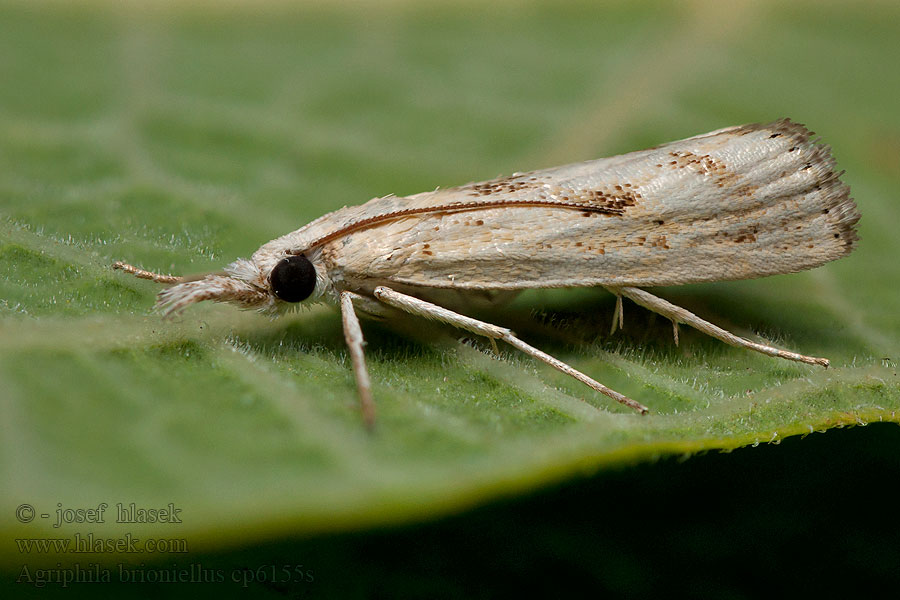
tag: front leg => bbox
[340,291,376,429]
[372,286,648,414]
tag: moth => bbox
[114,118,859,427]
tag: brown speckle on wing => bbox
[467,175,540,196]
[665,150,728,175]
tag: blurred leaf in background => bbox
[1,0,898,595]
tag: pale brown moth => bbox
[114,119,860,427]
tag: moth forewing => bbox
[114,118,859,425]
[324,120,856,291]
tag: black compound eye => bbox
[270,255,316,303]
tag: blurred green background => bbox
[2,0,898,596]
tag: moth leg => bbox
[609,292,625,335]
[340,291,376,430]
[618,286,829,368]
[619,295,625,331]
[373,286,648,415]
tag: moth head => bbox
[116,249,329,316]
[263,248,331,310]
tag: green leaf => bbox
[2,0,898,565]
